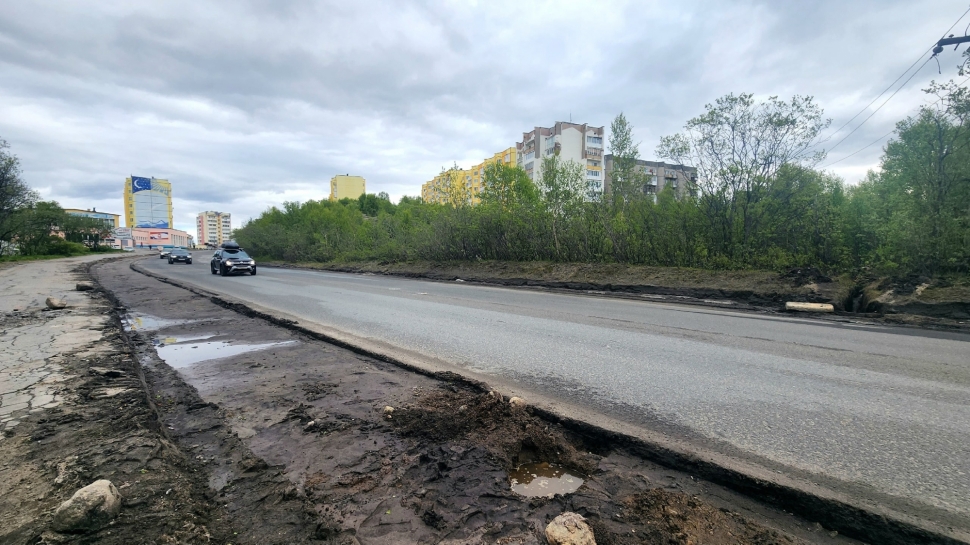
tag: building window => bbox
[587,170,600,177]
[586,136,602,145]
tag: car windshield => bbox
[224,249,250,259]
[171,249,189,255]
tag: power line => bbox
[822,75,970,169]
[822,5,970,154]
[826,55,933,156]
[821,129,896,168]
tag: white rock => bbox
[509,396,526,408]
[45,297,68,310]
[545,512,596,545]
[383,406,394,418]
[52,479,121,533]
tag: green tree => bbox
[0,139,39,255]
[607,112,645,202]
[480,162,538,209]
[657,93,830,265]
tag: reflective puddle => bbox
[155,339,297,368]
[154,335,215,346]
[123,313,197,331]
[509,463,583,497]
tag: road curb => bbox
[125,259,967,545]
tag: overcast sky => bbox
[1,0,968,233]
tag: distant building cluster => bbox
[421,120,696,204]
[74,176,239,250]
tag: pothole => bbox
[155,339,297,368]
[509,463,583,498]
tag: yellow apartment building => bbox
[421,147,517,205]
[329,175,366,201]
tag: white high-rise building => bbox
[196,211,232,248]
[515,121,605,200]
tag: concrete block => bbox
[785,302,834,313]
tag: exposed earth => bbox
[0,253,950,544]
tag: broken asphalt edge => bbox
[120,258,966,545]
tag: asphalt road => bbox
[138,255,970,528]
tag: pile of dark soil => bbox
[392,389,595,475]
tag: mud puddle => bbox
[510,462,584,498]
[154,337,297,368]
[122,312,198,331]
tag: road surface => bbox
[137,256,970,530]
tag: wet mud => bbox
[81,257,892,544]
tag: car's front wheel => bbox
[168,259,173,264]
[219,264,227,276]
[186,260,192,265]
[250,267,257,276]
[211,264,218,275]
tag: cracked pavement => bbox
[0,255,120,434]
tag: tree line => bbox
[0,139,114,258]
[236,84,970,276]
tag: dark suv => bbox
[168,248,192,264]
[210,245,256,276]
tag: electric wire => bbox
[826,55,933,156]
[822,5,970,157]
[821,74,970,169]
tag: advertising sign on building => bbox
[149,231,170,240]
[131,176,171,228]
[111,227,132,239]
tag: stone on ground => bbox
[45,297,68,309]
[545,512,595,545]
[51,479,122,533]
[76,281,95,291]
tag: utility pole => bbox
[933,34,970,55]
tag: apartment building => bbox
[196,211,232,248]
[515,122,606,200]
[602,155,697,200]
[421,147,517,205]
[124,176,172,228]
[329,175,366,201]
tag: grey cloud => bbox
[0,0,967,231]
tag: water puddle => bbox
[123,313,197,332]
[509,463,583,498]
[155,339,297,368]
[154,334,215,347]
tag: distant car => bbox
[210,244,256,276]
[159,248,171,259]
[168,248,192,264]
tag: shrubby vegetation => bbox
[0,139,114,259]
[236,85,970,276]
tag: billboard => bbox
[131,176,171,228]
[149,231,170,240]
[111,227,132,239]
